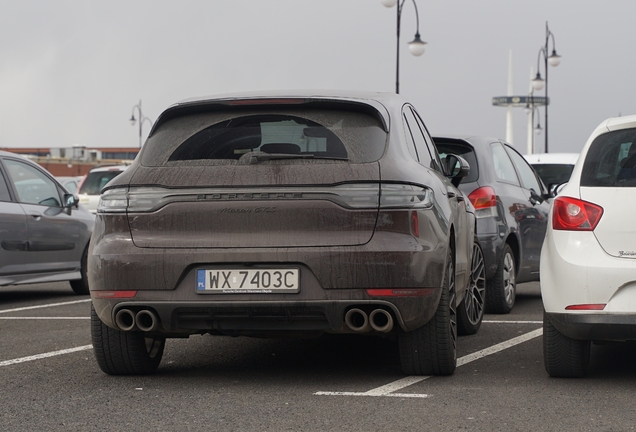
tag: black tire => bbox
[485,243,516,314]
[70,245,89,295]
[457,240,486,335]
[91,304,165,375]
[399,249,457,376]
[543,310,590,378]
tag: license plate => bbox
[196,268,300,294]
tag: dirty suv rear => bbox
[89,92,476,376]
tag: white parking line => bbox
[315,376,431,398]
[457,328,543,366]
[315,327,543,398]
[483,320,542,324]
[0,345,93,367]
[0,299,91,314]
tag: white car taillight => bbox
[552,196,603,231]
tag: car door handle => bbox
[446,190,464,202]
[29,213,42,221]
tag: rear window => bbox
[79,170,124,195]
[582,128,636,187]
[433,140,479,183]
[531,164,574,188]
[140,108,387,166]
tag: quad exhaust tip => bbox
[345,308,394,333]
[369,309,394,333]
[136,310,158,332]
[114,308,160,332]
[115,309,137,332]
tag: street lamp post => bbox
[531,22,561,153]
[381,0,427,94]
[129,100,153,148]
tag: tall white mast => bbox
[506,50,514,145]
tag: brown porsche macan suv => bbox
[89,91,485,376]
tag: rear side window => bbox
[79,170,123,195]
[506,146,543,193]
[434,140,479,183]
[582,128,636,187]
[141,108,387,166]
[532,164,574,189]
[491,143,520,185]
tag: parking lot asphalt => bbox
[2,281,636,431]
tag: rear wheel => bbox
[399,249,457,376]
[70,245,89,295]
[457,240,486,335]
[91,304,165,375]
[543,310,590,378]
[485,243,516,314]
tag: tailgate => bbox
[127,163,381,248]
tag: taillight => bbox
[468,186,497,218]
[552,196,603,231]
[97,183,434,214]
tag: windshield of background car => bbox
[140,107,387,166]
[78,170,124,195]
[582,128,636,187]
[531,164,574,188]
[433,140,479,183]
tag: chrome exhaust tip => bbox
[136,310,158,332]
[369,309,394,333]
[344,308,370,333]
[115,309,137,331]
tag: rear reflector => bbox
[366,288,434,297]
[565,304,606,311]
[410,211,419,237]
[91,290,138,299]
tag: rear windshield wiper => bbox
[249,153,348,164]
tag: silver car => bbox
[0,151,94,294]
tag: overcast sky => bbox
[1,0,635,155]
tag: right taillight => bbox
[552,196,603,231]
[468,186,497,218]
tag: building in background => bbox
[0,146,139,176]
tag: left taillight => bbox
[97,187,129,213]
[552,196,603,231]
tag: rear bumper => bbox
[92,294,441,336]
[88,214,449,335]
[546,312,636,341]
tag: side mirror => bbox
[64,193,78,209]
[529,189,545,205]
[445,154,470,187]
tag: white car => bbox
[523,152,579,194]
[541,115,636,377]
[77,165,128,213]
